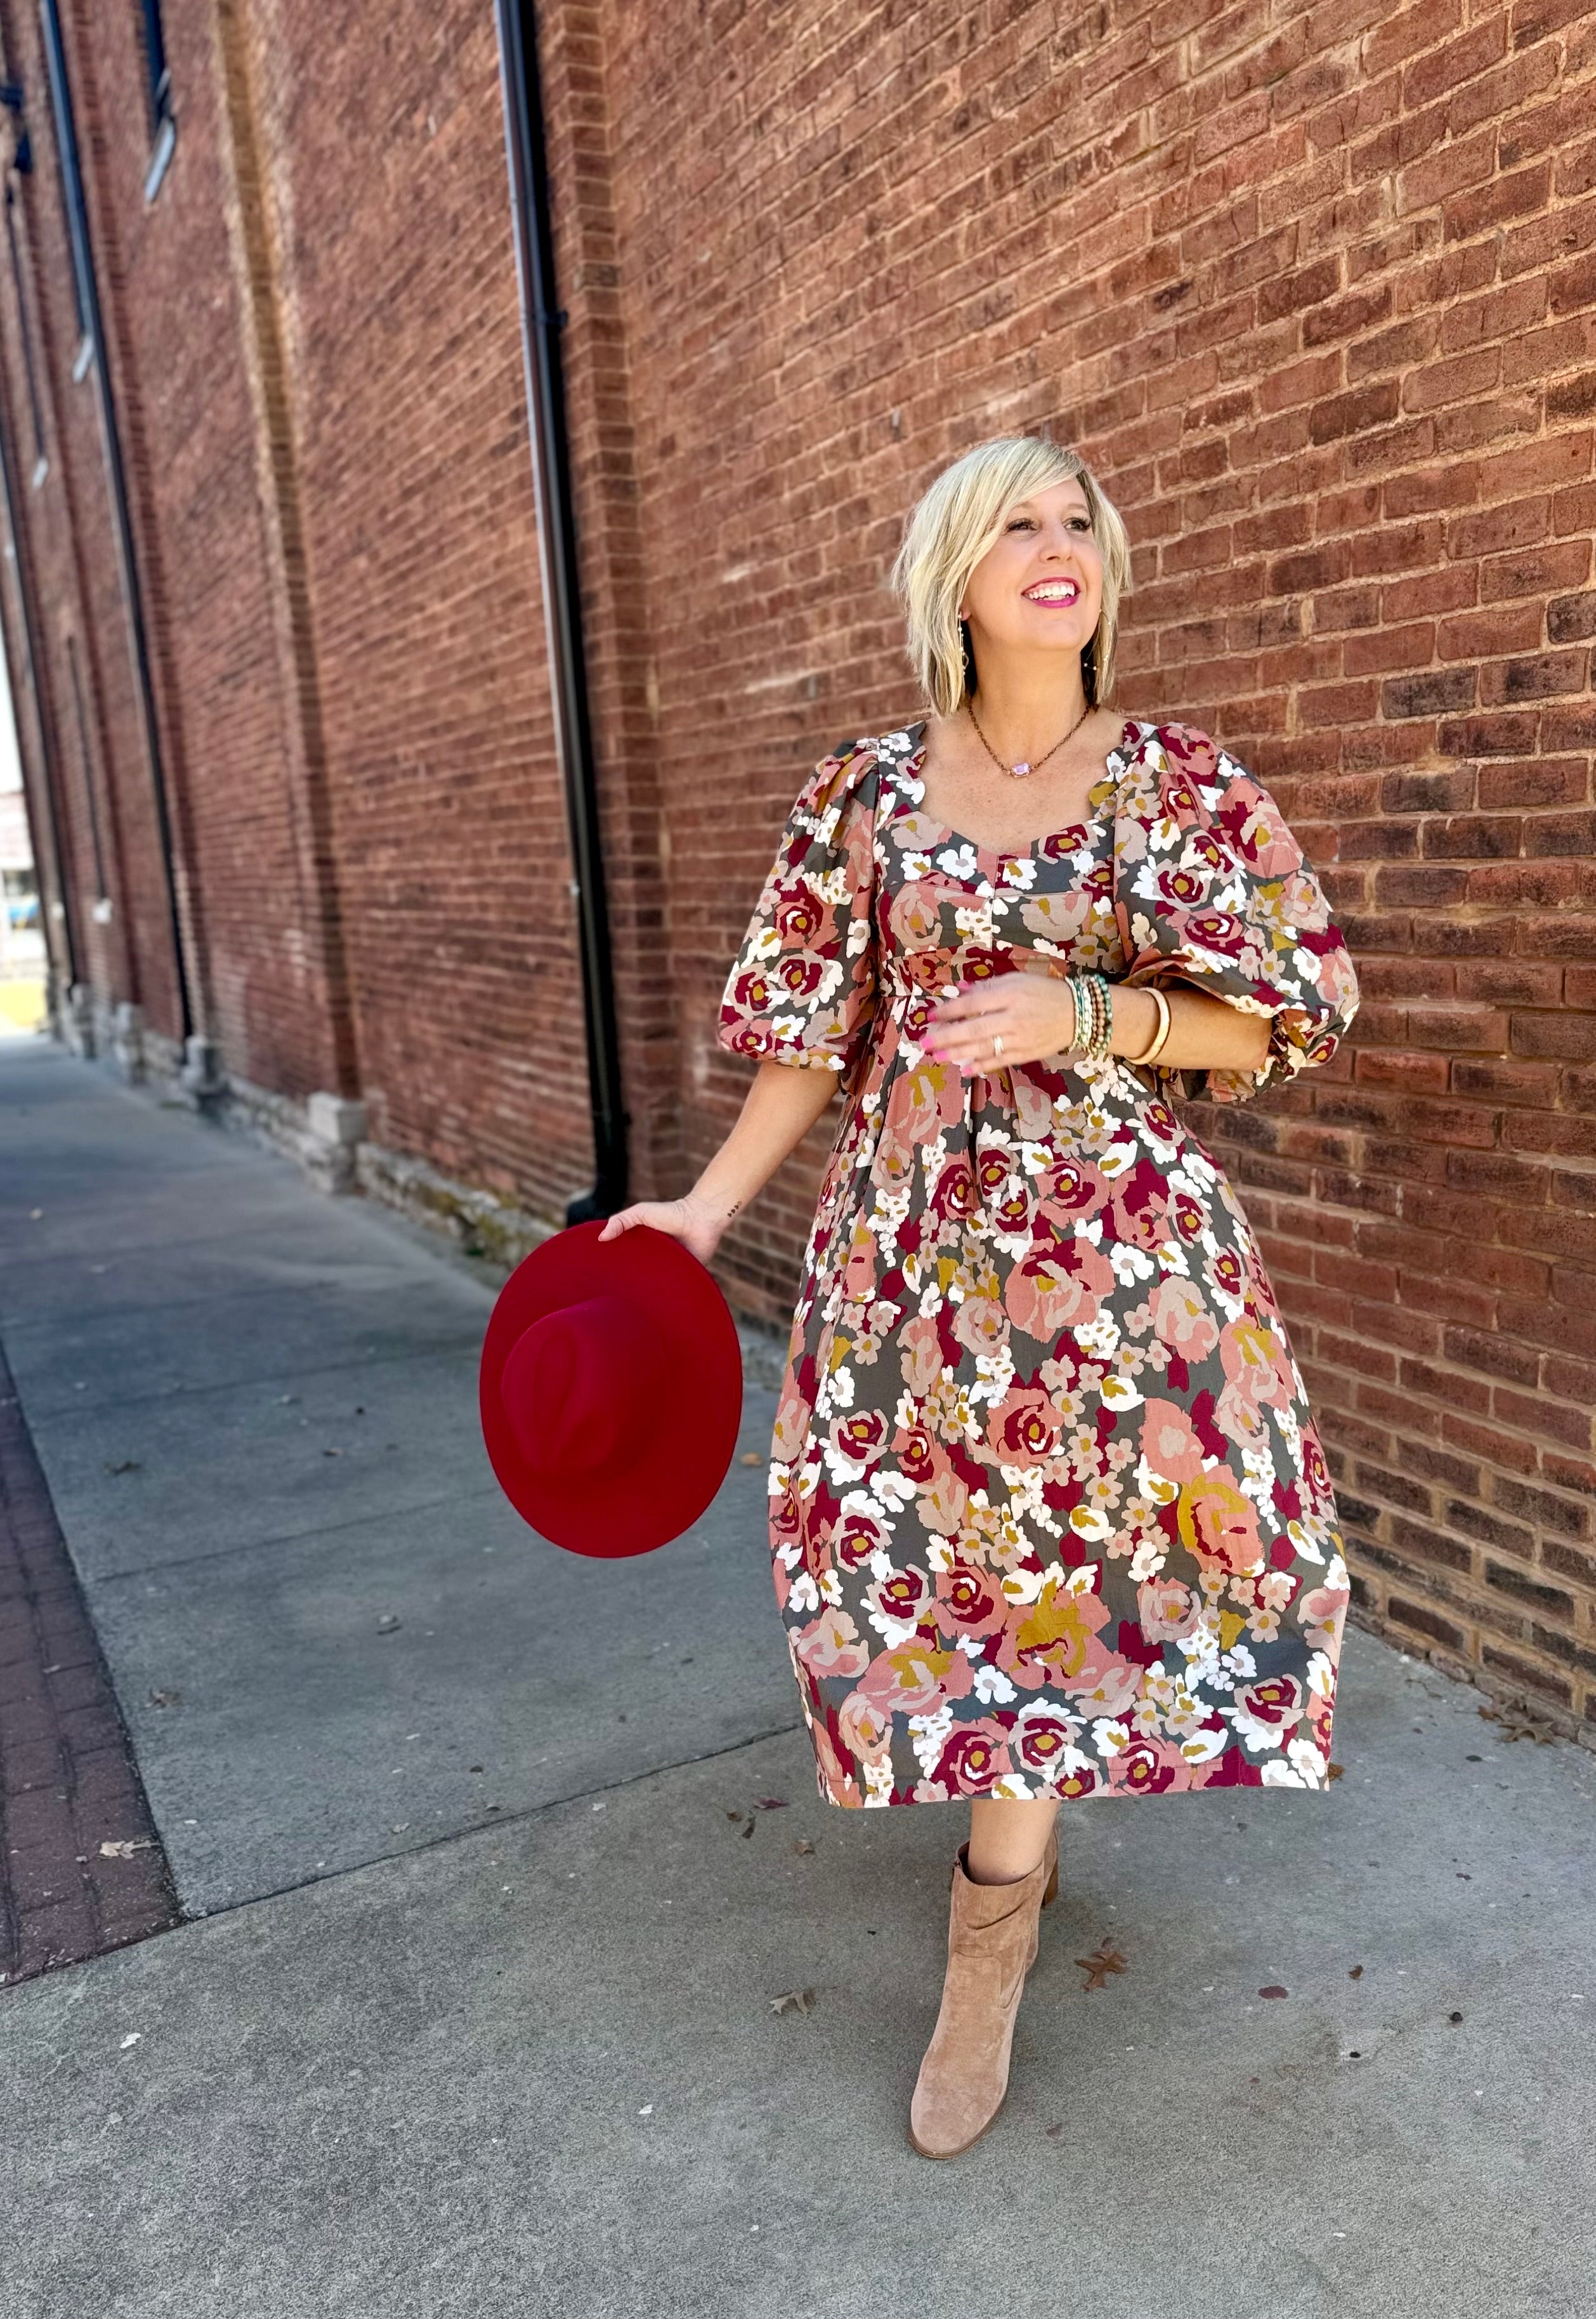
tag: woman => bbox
[598,434,1361,2159]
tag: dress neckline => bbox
[893,714,1144,862]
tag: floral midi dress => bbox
[716,715,1362,1810]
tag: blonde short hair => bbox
[888,436,1133,720]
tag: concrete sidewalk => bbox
[1,1029,1593,2319]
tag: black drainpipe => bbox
[39,0,193,1045]
[494,0,627,1224]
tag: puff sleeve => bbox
[1110,721,1360,1106]
[716,737,882,1083]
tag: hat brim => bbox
[478,1219,744,1558]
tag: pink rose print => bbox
[811,1722,861,1808]
[1004,1232,1116,1342]
[1218,1317,1292,1409]
[1139,1399,1210,1486]
[893,1417,940,1484]
[1060,1642,1143,1718]
[1011,1707,1082,1780]
[931,1561,1009,1641]
[928,1154,979,1224]
[1038,1154,1110,1223]
[1234,1673,1305,1733]
[1299,1430,1333,1510]
[975,1146,1016,1200]
[772,884,826,944]
[1213,1380,1269,1449]
[1149,1276,1220,1361]
[920,1460,971,1538]
[1300,1581,1351,1650]
[1177,1472,1267,1575]
[989,1180,1036,1233]
[841,1217,879,1303]
[837,1688,894,1761]
[858,1638,976,1716]
[1137,1576,1201,1642]
[865,1564,935,1633]
[898,1311,943,1397]
[1051,1761,1103,1800]
[883,1054,958,1147]
[1160,721,1222,790]
[1183,907,1248,960]
[770,1465,806,1554]
[1155,864,1208,908]
[793,1606,872,1680]
[984,1383,1066,1468]
[1207,1245,1247,1303]
[888,881,943,951]
[1107,1158,1172,1253]
[831,1503,895,1572]
[995,1576,1112,1689]
[952,1291,1010,1359]
[1105,1735,1192,1794]
[773,1384,813,1464]
[1169,1186,1207,1241]
[932,1718,1013,1796]
[829,1406,890,1468]
[1220,780,1302,878]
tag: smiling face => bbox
[958,476,1104,672]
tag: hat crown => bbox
[499,1292,667,1476]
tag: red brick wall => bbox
[1,0,1593,1737]
[581,0,1596,1736]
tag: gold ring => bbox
[992,1033,1004,1057]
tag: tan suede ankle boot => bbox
[908,1825,1059,2160]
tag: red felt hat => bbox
[478,1218,743,1558]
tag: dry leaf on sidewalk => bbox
[1075,1940,1128,1992]
[99,1839,155,1858]
[1478,1703,1555,1744]
[770,1988,816,2016]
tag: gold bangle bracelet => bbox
[1127,984,1172,1068]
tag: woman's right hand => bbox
[596,1191,732,1267]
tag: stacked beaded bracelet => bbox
[1066,969,1113,1061]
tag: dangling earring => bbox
[960,617,977,696]
[1081,631,1098,709]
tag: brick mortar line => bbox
[0,1335,181,1988]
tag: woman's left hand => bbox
[919,972,1080,1073]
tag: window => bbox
[136,1,176,202]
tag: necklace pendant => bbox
[1011,761,1031,778]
